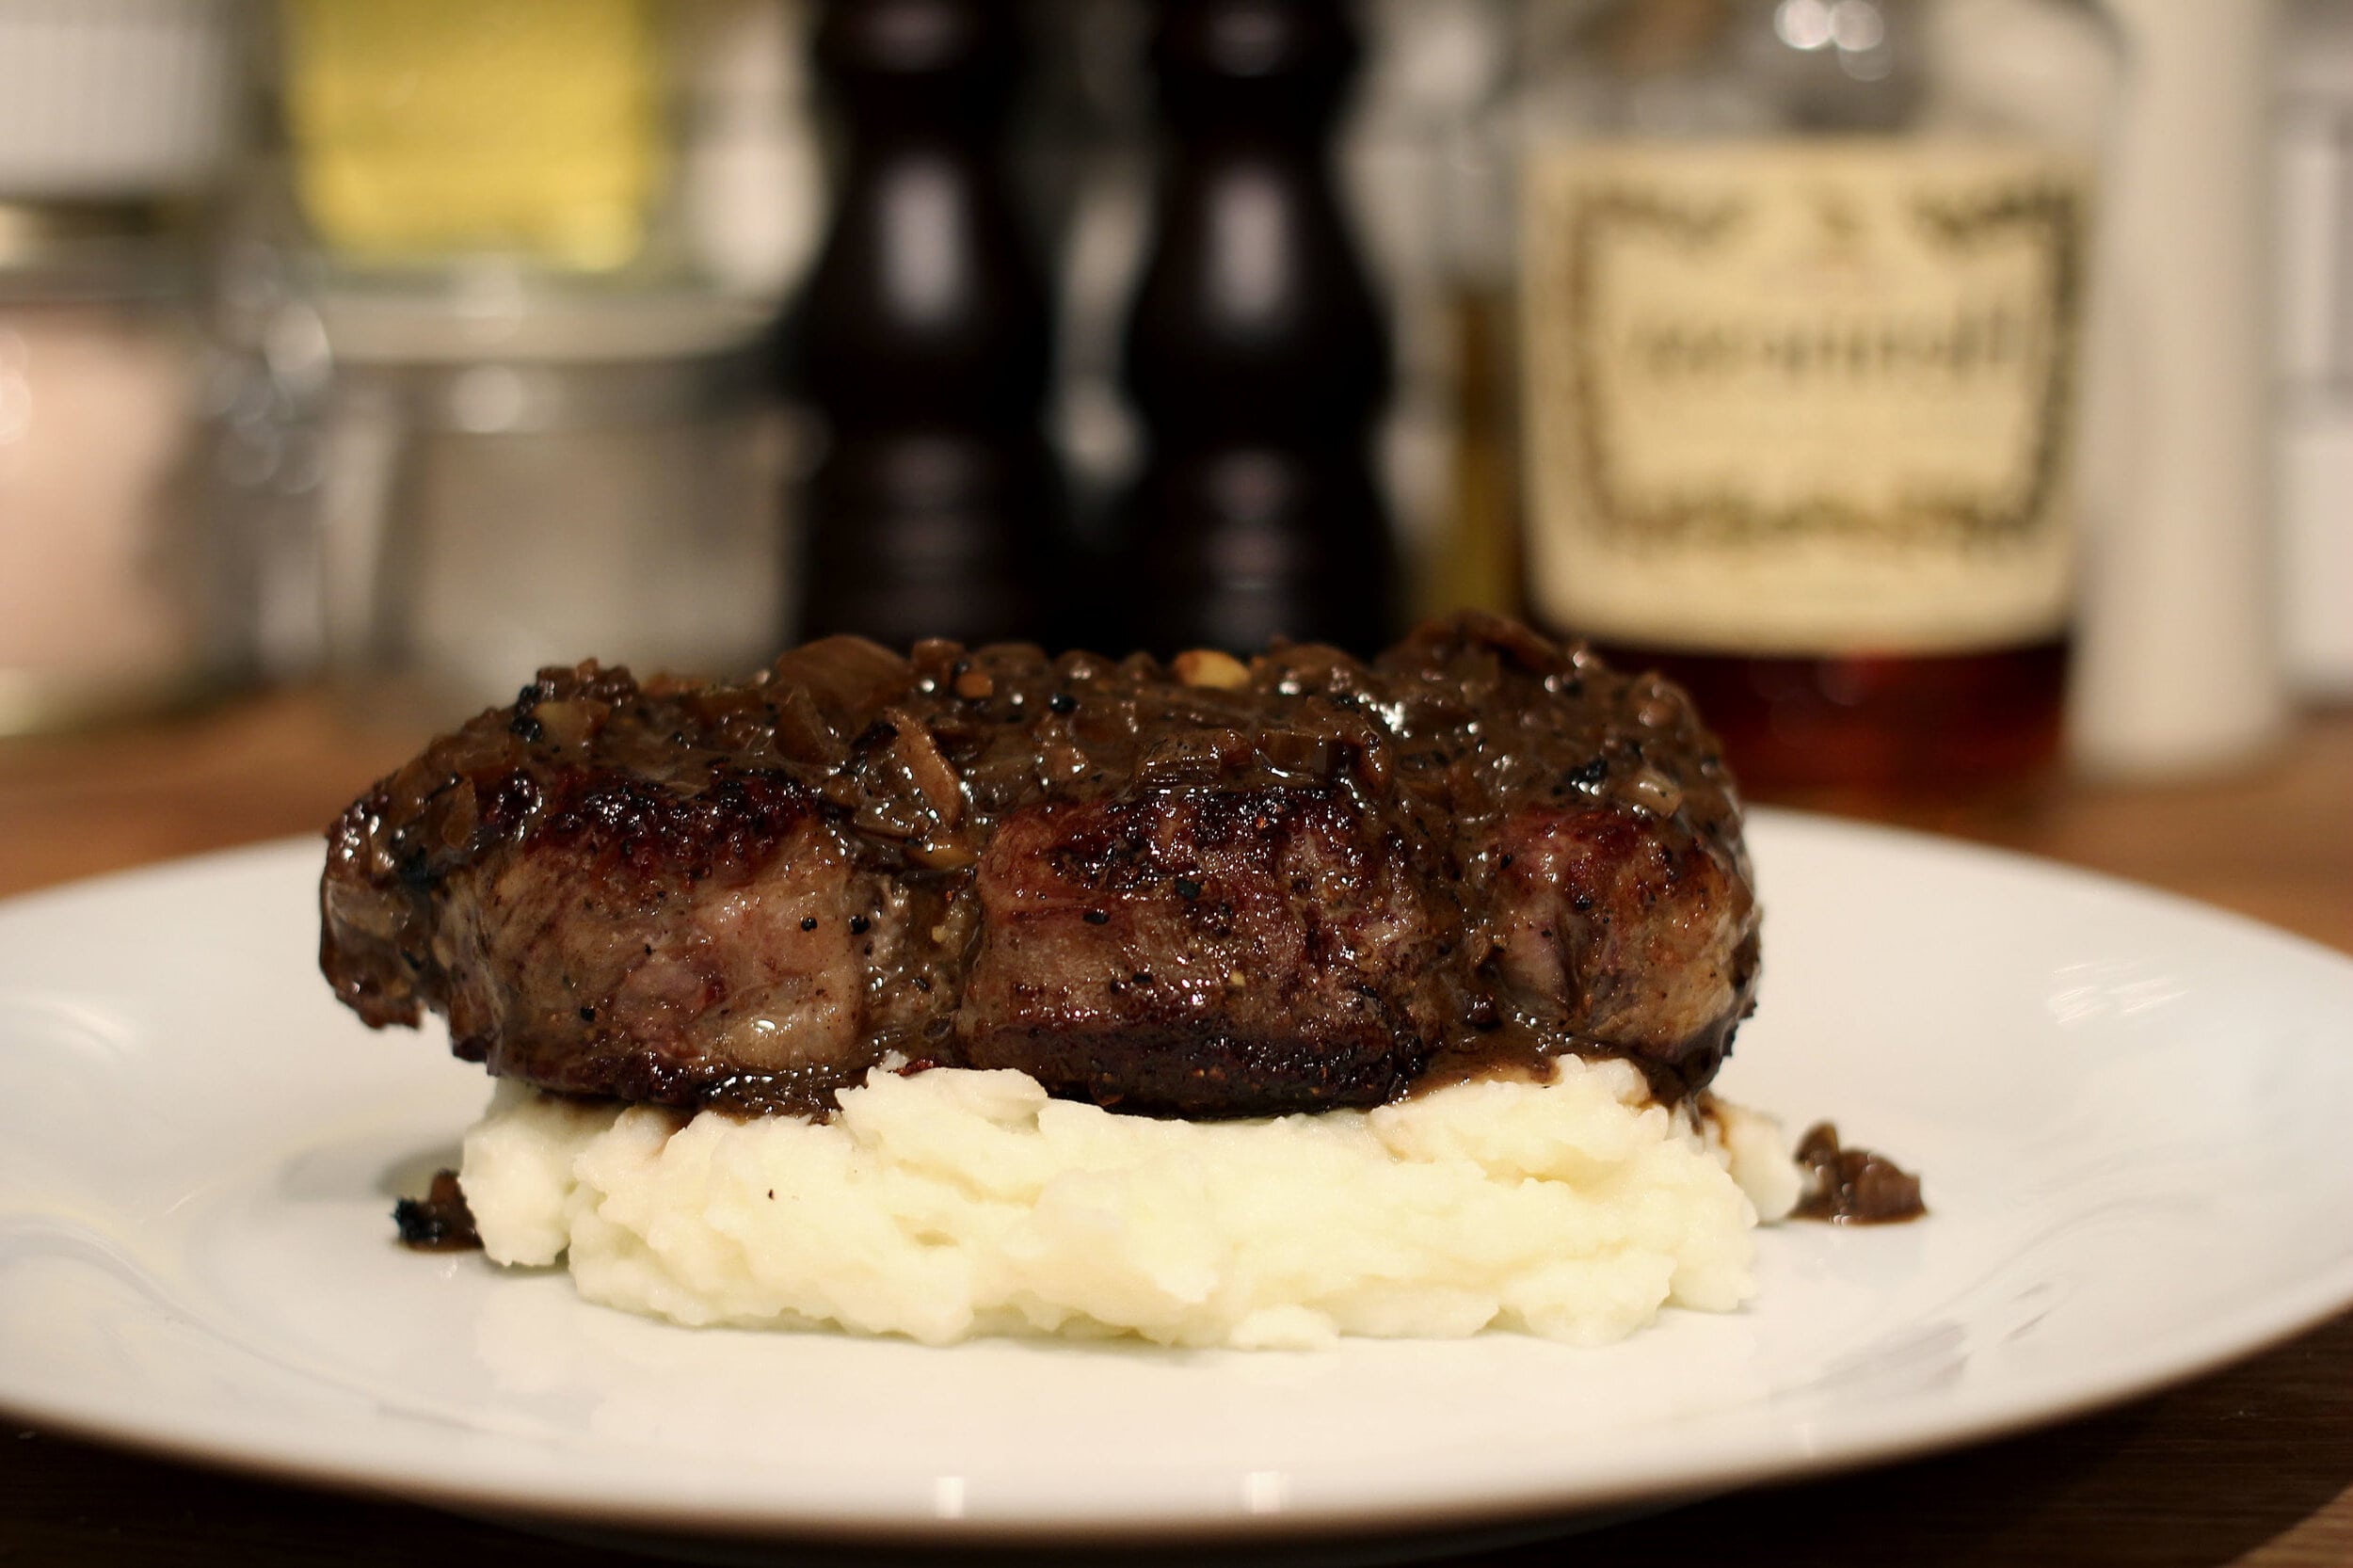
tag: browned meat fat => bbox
[320,614,1759,1118]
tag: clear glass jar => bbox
[311,280,795,712]
[0,206,215,733]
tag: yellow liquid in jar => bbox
[281,0,666,270]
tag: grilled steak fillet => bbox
[321,615,1758,1117]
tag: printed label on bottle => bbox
[1520,139,2089,656]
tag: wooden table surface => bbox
[3,692,2350,1567]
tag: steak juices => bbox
[325,615,1833,1347]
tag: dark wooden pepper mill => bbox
[1112,0,1399,656]
[788,0,1065,649]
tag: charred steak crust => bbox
[321,614,1758,1118]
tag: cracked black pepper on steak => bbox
[320,613,1758,1120]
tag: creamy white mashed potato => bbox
[460,1058,1800,1350]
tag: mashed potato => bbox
[459,1058,1800,1350]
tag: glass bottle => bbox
[1513,0,2118,797]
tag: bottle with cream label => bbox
[1515,0,2118,795]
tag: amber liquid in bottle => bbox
[1598,641,2067,801]
[1426,285,1525,622]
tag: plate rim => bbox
[3,816,2352,1544]
[7,1267,2353,1547]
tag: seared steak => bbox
[321,615,1758,1117]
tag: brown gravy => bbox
[393,1168,483,1252]
[1790,1122,1928,1224]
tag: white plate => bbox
[3,812,2352,1550]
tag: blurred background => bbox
[0,0,2342,805]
